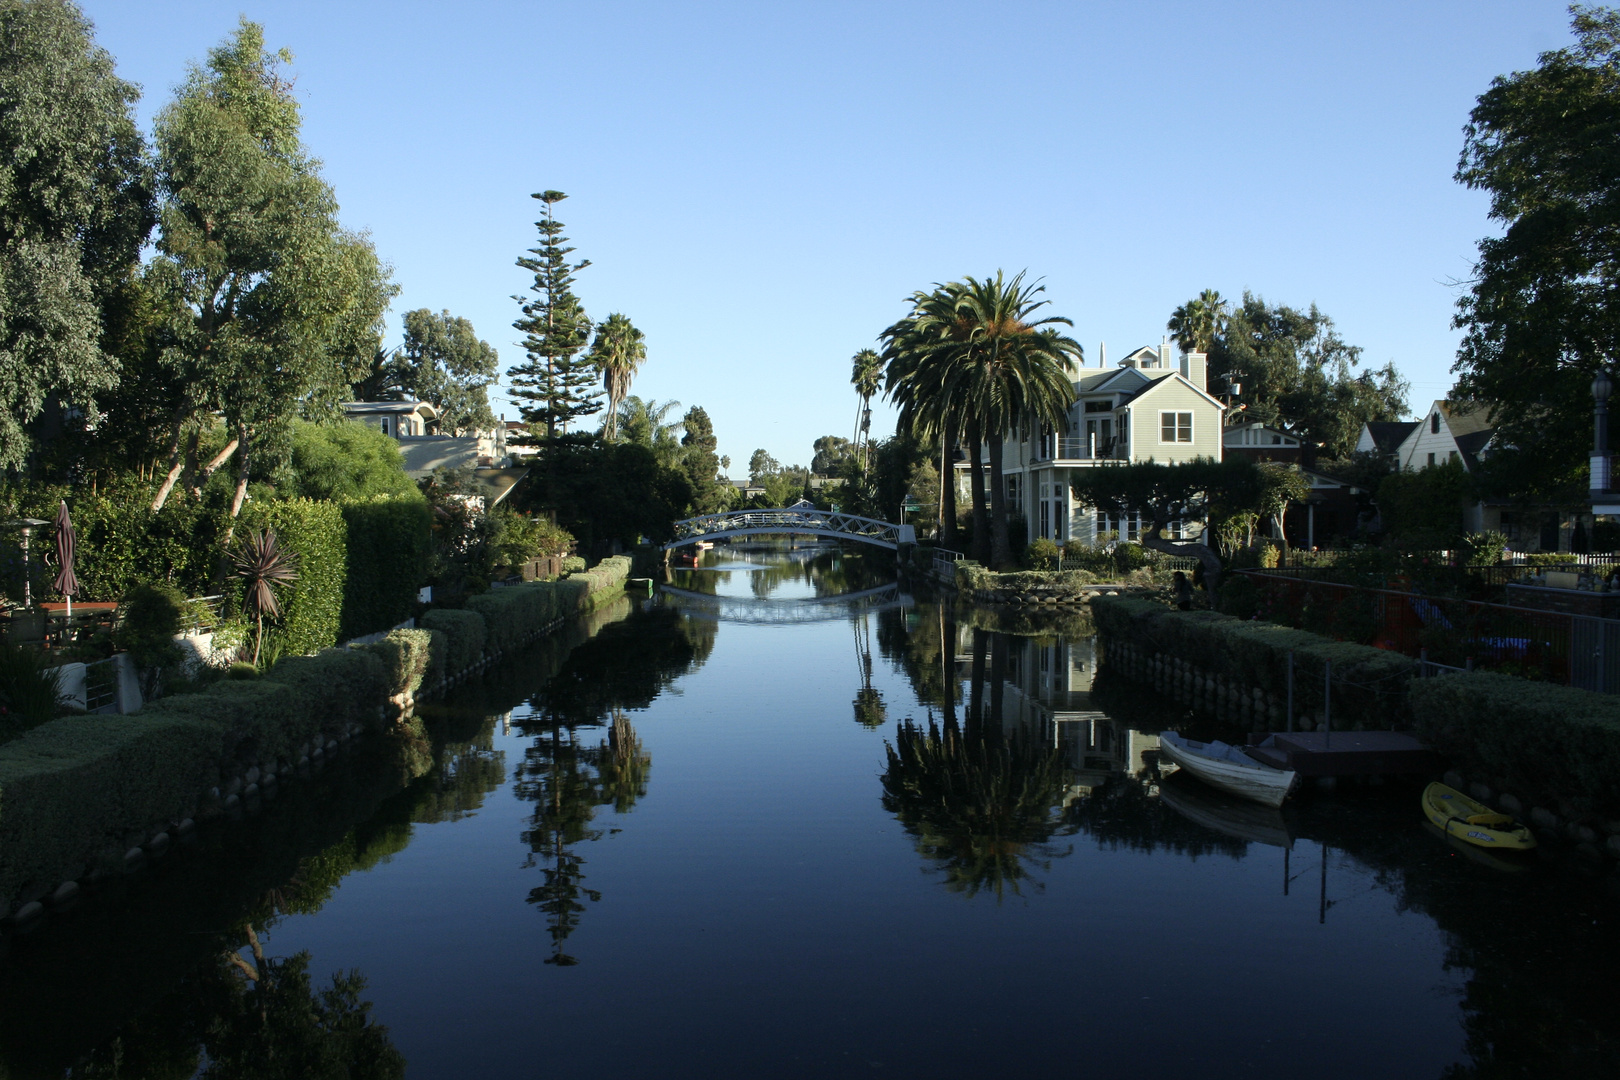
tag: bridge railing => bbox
[666,508,912,549]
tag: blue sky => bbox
[81,1,1577,470]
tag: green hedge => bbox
[1410,673,1620,818]
[1091,596,1414,729]
[354,628,436,704]
[340,496,432,640]
[467,584,562,655]
[0,712,223,902]
[262,649,388,739]
[239,499,347,657]
[420,609,485,676]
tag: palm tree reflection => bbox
[881,714,1074,899]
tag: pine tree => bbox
[510,191,600,439]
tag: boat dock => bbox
[1244,731,1438,777]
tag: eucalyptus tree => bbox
[590,312,646,441]
[953,272,1081,568]
[1166,288,1229,355]
[393,308,498,433]
[0,0,151,473]
[850,346,883,469]
[511,190,598,440]
[145,19,394,515]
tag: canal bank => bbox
[2,546,1618,1078]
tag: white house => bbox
[991,340,1226,543]
[343,399,437,438]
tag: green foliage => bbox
[240,498,346,657]
[1375,459,1474,545]
[0,640,64,739]
[279,420,418,502]
[1411,672,1620,818]
[487,506,570,571]
[1092,595,1415,729]
[1460,529,1509,567]
[1026,537,1060,569]
[144,18,395,508]
[339,496,431,640]
[510,191,599,438]
[1453,6,1620,500]
[354,628,435,703]
[679,405,727,513]
[561,555,587,574]
[593,313,647,441]
[261,648,388,739]
[0,0,151,472]
[419,608,484,676]
[227,660,259,679]
[1591,518,1620,553]
[393,308,498,433]
[0,711,221,903]
[116,582,186,683]
[1202,291,1409,458]
[0,476,222,602]
[518,435,694,552]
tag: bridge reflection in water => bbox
[660,582,914,625]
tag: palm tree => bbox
[1167,288,1229,355]
[591,314,647,441]
[881,283,977,554]
[850,347,883,470]
[615,396,684,467]
[952,272,1082,568]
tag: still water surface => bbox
[3,545,1618,1077]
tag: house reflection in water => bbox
[979,634,1160,796]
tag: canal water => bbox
[2,544,1618,1077]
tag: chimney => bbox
[1181,350,1208,390]
[1159,337,1172,369]
[1099,340,1106,368]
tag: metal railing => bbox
[1036,437,1124,462]
[667,507,915,550]
[1240,570,1620,692]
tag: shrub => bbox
[1410,672,1620,818]
[226,661,259,680]
[1113,543,1150,574]
[0,641,64,739]
[1026,537,1060,570]
[355,628,436,704]
[468,584,560,654]
[340,496,432,640]
[420,608,485,676]
[239,498,347,657]
[1460,530,1509,567]
[561,555,587,574]
[1216,574,1261,619]
[116,582,187,690]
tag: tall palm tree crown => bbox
[1167,288,1229,355]
[590,313,647,441]
[850,347,883,468]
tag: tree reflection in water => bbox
[513,607,709,964]
[881,715,1074,898]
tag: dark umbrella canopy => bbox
[53,500,77,600]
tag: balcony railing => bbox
[1035,437,1124,462]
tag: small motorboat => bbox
[1158,731,1299,808]
[1421,782,1536,851]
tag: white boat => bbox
[1158,731,1299,808]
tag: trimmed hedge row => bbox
[0,647,391,905]
[1410,673,1620,819]
[239,498,349,658]
[0,557,630,910]
[1091,596,1415,729]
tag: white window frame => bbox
[1160,411,1193,444]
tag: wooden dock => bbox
[1244,731,1438,777]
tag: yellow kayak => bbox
[1422,782,1537,851]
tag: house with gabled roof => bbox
[1390,401,1496,475]
[994,339,1226,543]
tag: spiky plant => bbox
[231,528,300,666]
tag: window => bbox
[1428,453,1436,467]
[1160,411,1192,443]
[1005,473,1022,506]
[1431,413,1441,435]
[1084,400,1112,413]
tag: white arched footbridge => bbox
[663,505,915,552]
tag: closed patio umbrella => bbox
[54,500,77,619]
